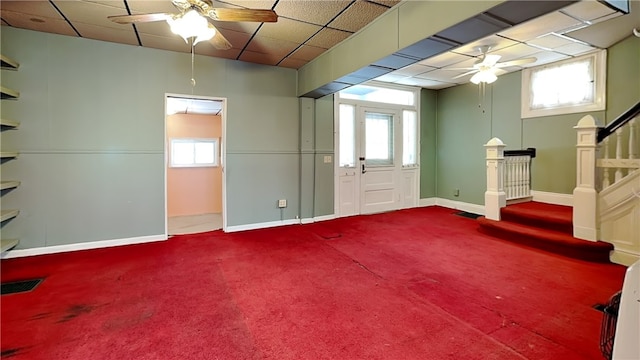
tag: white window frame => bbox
[521,50,606,119]
[170,138,219,168]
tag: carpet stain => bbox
[1,347,26,358]
[57,304,95,323]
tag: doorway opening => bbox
[164,94,227,235]
[334,84,420,217]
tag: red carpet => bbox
[477,202,613,262]
[1,206,626,359]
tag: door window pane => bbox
[402,110,417,166]
[339,104,356,167]
[365,112,393,165]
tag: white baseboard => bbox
[435,198,485,215]
[419,197,437,207]
[610,249,640,267]
[300,214,336,224]
[225,219,301,233]
[531,190,573,207]
[1,234,167,259]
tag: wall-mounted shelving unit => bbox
[1,53,21,254]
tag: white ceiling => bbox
[166,97,223,115]
[373,0,640,89]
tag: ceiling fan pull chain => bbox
[190,38,196,90]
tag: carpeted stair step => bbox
[477,216,613,262]
[501,202,573,235]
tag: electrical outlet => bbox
[278,199,287,208]
[324,155,332,163]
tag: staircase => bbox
[477,201,613,262]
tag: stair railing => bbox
[573,100,640,245]
[504,148,536,201]
[484,139,536,221]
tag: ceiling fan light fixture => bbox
[167,9,215,44]
[470,70,497,85]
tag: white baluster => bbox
[602,137,610,188]
[615,128,623,183]
[524,156,531,197]
[629,118,637,159]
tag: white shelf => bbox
[0,209,19,222]
[0,55,19,70]
[1,86,19,99]
[0,119,20,128]
[0,239,19,253]
[0,181,20,191]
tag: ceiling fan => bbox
[450,46,537,84]
[108,0,278,50]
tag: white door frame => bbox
[164,93,228,235]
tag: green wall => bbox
[1,27,302,248]
[419,89,437,198]
[434,35,640,203]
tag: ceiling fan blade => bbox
[495,57,537,68]
[208,8,278,22]
[481,54,501,67]
[210,25,232,50]
[452,69,480,79]
[108,13,171,24]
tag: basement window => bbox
[170,138,219,167]
[521,50,606,118]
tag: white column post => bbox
[573,115,600,241]
[485,138,506,221]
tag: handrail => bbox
[597,100,640,143]
[504,147,536,158]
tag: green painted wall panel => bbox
[1,27,300,248]
[420,89,437,198]
[437,83,492,204]
[605,36,640,123]
[300,98,315,220]
[314,94,335,216]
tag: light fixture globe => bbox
[167,9,215,45]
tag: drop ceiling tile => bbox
[0,10,77,36]
[328,0,389,33]
[214,29,253,50]
[246,36,299,57]
[395,77,455,89]
[368,0,402,8]
[238,49,283,66]
[211,21,261,34]
[553,42,597,56]
[526,33,577,50]
[521,51,571,68]
[257,18,321,43]
[126,0,177,13]
[393,63,435,77]
[274,0,351,25]
[306,27,352,49]
[415,68,468,83]
[451,35,519,57]
[72,23,139,45]
[418,51,474,68]
[498,11,582,42]
[290,45,327,61]
[0,1,63,18]
[135,21,174,37]
[279,57,308,69]
[53,1,130,30]
[561,1,615,22]
[489,43,540,62]
[374,73,410,83]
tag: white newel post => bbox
[485,138,506,221]
[573,115,599,241]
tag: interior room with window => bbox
[1,0,639,359]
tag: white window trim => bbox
[170,138,219,168]
[521,50,606,119]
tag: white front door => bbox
[359,108,402,214]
